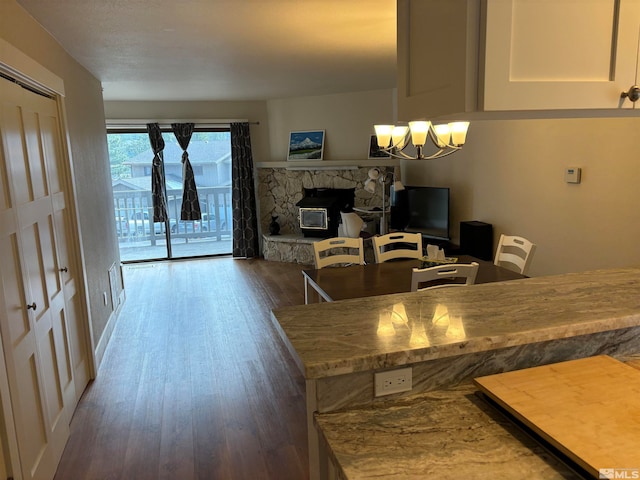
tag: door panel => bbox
[0,233,29,352]
[0,76,73,480]
[41,113,62,194]
[0,231,55,480]
[22,109,49,200]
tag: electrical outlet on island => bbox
[374,367,413,397]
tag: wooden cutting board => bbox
[474,355,640,479]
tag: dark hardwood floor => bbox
[55,257,309,480]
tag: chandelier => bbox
[374,121,469,160]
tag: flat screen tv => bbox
[391,186,450,241]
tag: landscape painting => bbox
[287,130,325,160]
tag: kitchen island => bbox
[271,267,640,479]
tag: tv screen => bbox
[396,186,450,241]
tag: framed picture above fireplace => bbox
[287,130,325,161]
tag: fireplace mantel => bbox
[255,159,399,170]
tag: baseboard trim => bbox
[93,289,125,372]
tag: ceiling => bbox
[17,0,397,102]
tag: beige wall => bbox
[104,100,271,161]
[104,90,396,164]
[403,115,640,276]
[266,89,395,161]
[263,89,640,277]
[1,0,118,364]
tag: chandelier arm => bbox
[379,148,416,160]
[380,146,460,160]
[428,128,443,147]
[420,146,461,160]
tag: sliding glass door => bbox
[108,128,232,262]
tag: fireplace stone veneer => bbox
[257,166,390,264]
[257,166,387,237]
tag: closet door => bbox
[0,77,73,480]
[39,93,90,409]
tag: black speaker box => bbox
[460,221,493,261]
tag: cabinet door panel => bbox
[483,0,640,110]
[509,3,613,81]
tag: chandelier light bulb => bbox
[408,121,430,146]
[373,125,393,149]
[449,121,470,146]
[391,126,409,149]
[433,124,451,148]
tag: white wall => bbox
[403,115,640,276]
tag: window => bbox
[108,126,232,261]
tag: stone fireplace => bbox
[257,165,391,263]
[257,166,388,235]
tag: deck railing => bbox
[113,186,232,244]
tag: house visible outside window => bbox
[107,127,233,262]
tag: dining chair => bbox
[306,237,365,304]
[313,236,365,269]
[372,232,423,263]
[493,234,536,276]
[411,262,479,292]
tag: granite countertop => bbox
[272,267,640,379]
[314,382,582,479]
[315,356,640,479]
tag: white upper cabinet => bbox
[482,0,640,110]
[397,0,640,119]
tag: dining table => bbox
[302,255,526,303]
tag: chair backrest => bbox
[313,236,365,269]
[372,232,423,263]
[493,234,536,275]
[411,262,480,292]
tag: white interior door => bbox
[0,76,73,480]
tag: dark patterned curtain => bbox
[171,122,201,220]
[231,122,259,258]
[146,123,168,223]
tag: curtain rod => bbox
[106,118,260,128]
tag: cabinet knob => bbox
[27,302,37,311]
[59,267,68,273]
